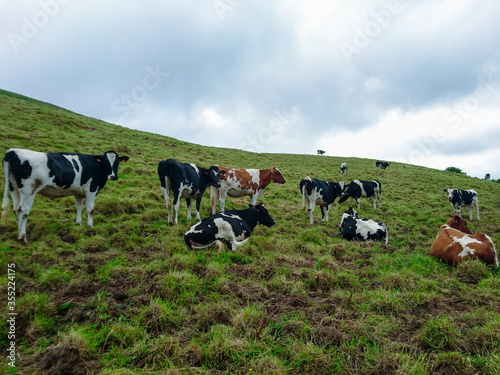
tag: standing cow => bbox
[338,180,382,209]
[184,203,275,251]
[210,166,286,214]
[340,163,348,175]
[376,161,390,171]
[339,207,388,244]
[299,176,345,225]
[444,188,479,221]
[158,159,224,225]
[2,148,129,242]
[430,215,497,266]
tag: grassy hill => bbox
[0,89,499,374]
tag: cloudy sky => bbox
[2,0,500,179]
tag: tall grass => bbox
[0,89,499,374]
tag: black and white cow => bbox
[2,148,129,242]
[338,180,381,209]
[340,163,348,175]
[299,176,345,225]
[376,161,390,171]
[158,158,225,225]
[184,203,275,251]
[484,173,490,181]
[444,188,479,221]
[339,207,388,244]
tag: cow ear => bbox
[120,156,129,162]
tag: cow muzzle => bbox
[108,175,118,181]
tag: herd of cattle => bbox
[2,148,498,267]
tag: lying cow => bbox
[376,161,390,171]
[158,158,224,225]
[184,203,275,251]
[430,215,498,266]
[299,177,344,225]
[339,207,388,244]
[210,166,286,214]
[2,148,129,242]
[340,163,348,175]
[444,188,479,221]
[338,180,381,209]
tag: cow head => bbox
[271,167,286,184]
[345,207,360,218]
[446,215,473,234]
[444,188,460,203]
[206,166,225,188]
[96,151,129,180]
[252,203,275,227]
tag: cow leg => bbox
[161,186,174,225]
[186,198,193,220]
[250,193,259,206]
[85,192,97,227]
[372,196,377,209]
[377,191,382,208]
[210,186,219,215]
[231,237,250,251]
[10,188,21,223]
[74,195,84,225]
[219,189,228,213]
[475,203,480,221]
[356,198,361,209]
[172,191,182,225]
[195,196,202,222]
[308,200,316,225]
[17,194,36,243]
[323,205,331,222]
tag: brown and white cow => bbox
[210,166,286,214]
[430,215,498,266]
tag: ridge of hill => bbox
[0,89,499,374]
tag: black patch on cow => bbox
[72,159,80,172]
[47,153,77,189]
[3,150,32,190]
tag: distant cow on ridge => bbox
[158,159,224,225]
[376,161,390,171]
[340,163,348,175]
[444,188,479,221]
[2,148,129,242]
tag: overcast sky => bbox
[2,0,500,179]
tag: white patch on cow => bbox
[189,164,200,175]
[106,152,117,179]
[452,235,482,258]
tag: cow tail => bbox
[301,180,307,210]
[2,158,10,223]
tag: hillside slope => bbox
[0,89,499,374]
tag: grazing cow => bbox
[340,163,348,175]
[317,150,325,155]
[376,161,390,171]
[338,180,381,209]
[444,188,479,221]
[339,207,388,244]
[299,177,345,225]
[430,215,498,266]
[2,148,129,242]
[184,203,275,251]
[158,159,224,225]
[210,166,286,214]
[484,173,490,181]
